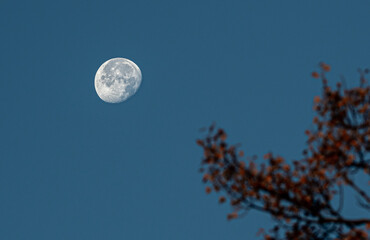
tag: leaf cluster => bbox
[197,64,370,240]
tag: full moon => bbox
[94,58,142,103]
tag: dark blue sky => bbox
[1,1,369,239]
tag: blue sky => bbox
[0,1,369,239]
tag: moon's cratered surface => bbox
[95,58,142,103]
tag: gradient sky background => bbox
[1,1,369,239]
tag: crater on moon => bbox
[95,58,142,103]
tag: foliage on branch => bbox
[197,63,370,240]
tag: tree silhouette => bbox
[197,63,370,240]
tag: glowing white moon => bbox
[94,58,142,103]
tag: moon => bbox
[94,58,142,103]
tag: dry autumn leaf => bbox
[197,65,370,239]
[312,71,320,78]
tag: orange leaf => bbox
[220,133,227,141]
[313,96,321,103]
[366,222,370,230]
[227,212,238,220]
[219,196,226,204]
[312,72,320,78]
[300,176,307,184]
[283,164,290,171]
[265,235,273,240]
[320,62,331,72]
[313,116,319,124]
[202,174,210,182]
[196,140,204,146]
[205,187,212,194]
